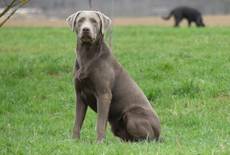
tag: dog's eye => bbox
[78,18,85,24]
[90,18,97,24]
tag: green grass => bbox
[0,26,230,154]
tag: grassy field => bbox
[0,27,230,154]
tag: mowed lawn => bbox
[0,26,230,155]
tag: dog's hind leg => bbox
[123,108,160,141]
[110,121,131,142]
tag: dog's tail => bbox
[162,11,173,20]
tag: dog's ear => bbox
[96,11,111,34]
[66,11,81,32]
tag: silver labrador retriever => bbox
[66,11,160,142]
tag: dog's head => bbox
[197,17,205,27]
[66,11,111,43]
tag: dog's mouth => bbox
[80,32,95,43]
[80,35,94,43]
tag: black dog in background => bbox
[162,6,205,27]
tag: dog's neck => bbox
[76,33,107,67]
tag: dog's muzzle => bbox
[80,27,94,43]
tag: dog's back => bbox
[175,6,201,19]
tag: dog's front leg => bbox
[72,92,88,139]
[96,92,112,143]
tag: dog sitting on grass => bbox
[66,10,161,143]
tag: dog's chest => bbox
[77,78,97,111]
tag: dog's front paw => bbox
[96,135,105,144]
[96,138,104,144]
[72,131,80,139]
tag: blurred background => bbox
[1,0,230,26]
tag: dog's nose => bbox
[83,27,90,32]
